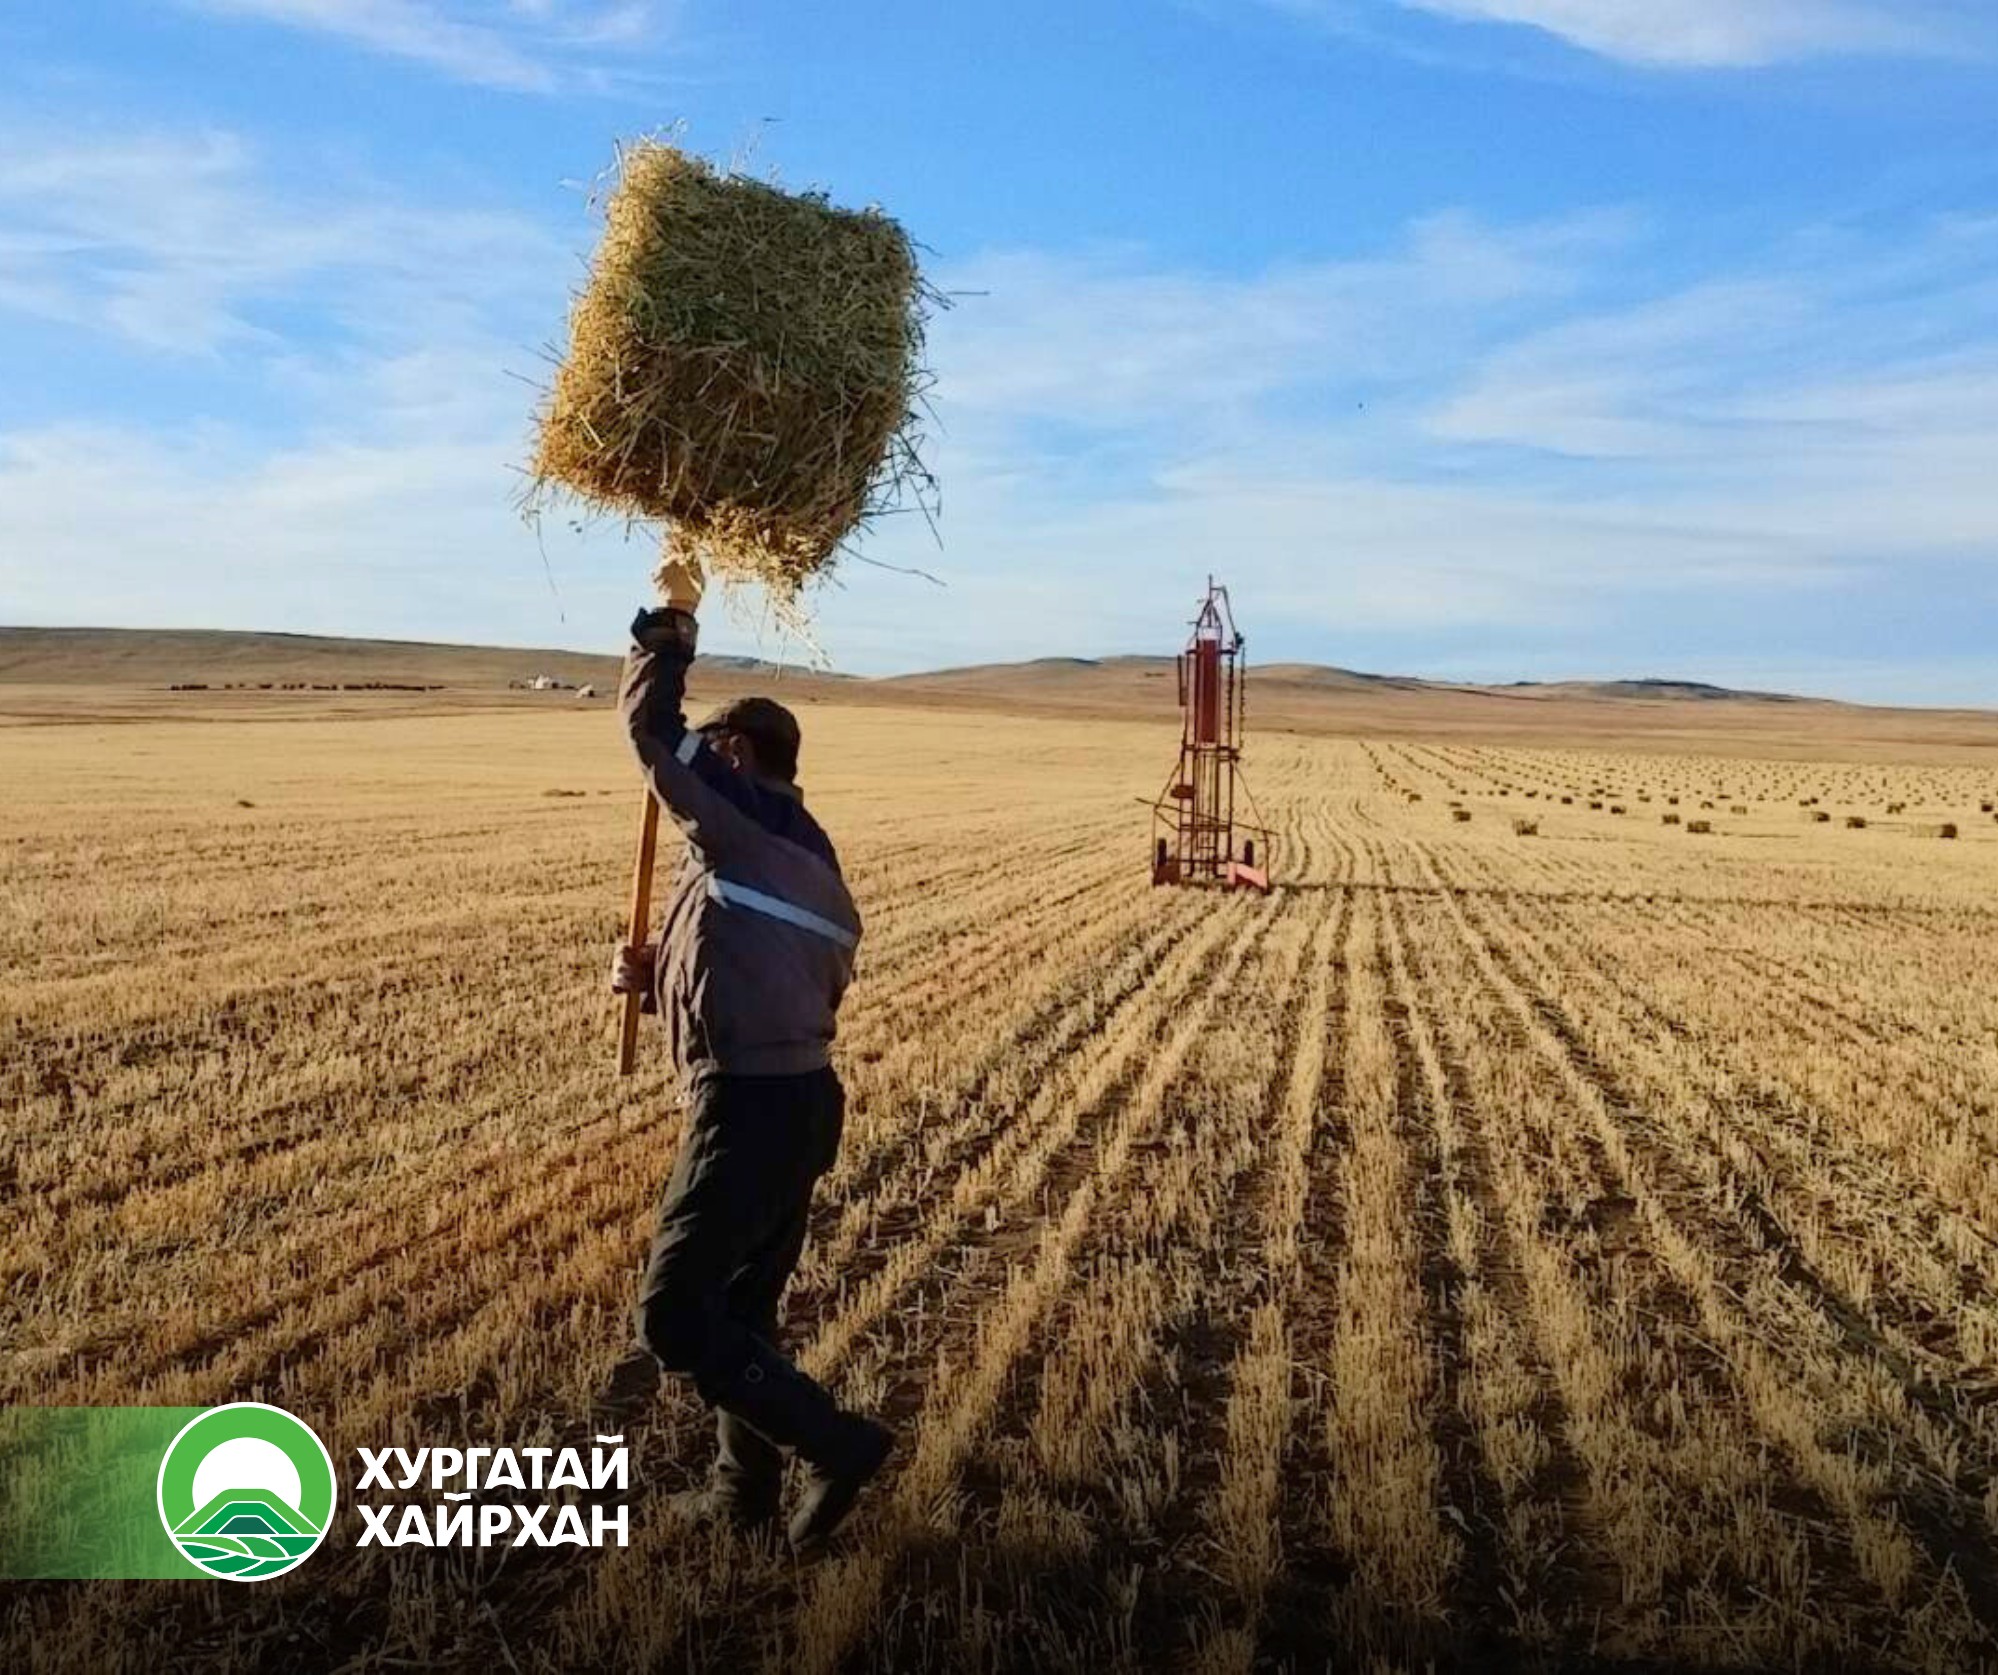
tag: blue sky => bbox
[3,2,1996,702]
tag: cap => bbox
[695,695,802,778]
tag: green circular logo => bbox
[155,1403,337,1581]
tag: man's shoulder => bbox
[758,793,841,875]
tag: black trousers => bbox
[635,1066,845,1503]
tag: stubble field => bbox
[6,691,1998,1673]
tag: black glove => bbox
[631,606,698,658]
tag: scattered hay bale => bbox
[1662,812,1681,825]
[1667,795,1680,806]
[1845,815,1867,829]
[1810,810,1831,823]
[1729,805,1747,815]
[530,139,930,603]
[1686,820,1712,834]
[1560,795,1574,805]
[1917,822,1959,839]
[1452,809,1473,823]
[1511,817,1539,836]
[1609,805,1627,815]
[1982,800,1994,813]
[1588,800,1603,810]
[1887,801,1906,814]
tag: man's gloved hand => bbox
[631,606,698,658]
[658,555,705,611]
[610,942,657,1003]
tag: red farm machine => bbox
[1148,579,1272,892]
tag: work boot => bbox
[788,1415,894,1552]
[697,1340,892,1549]
[666,1483,781,1544]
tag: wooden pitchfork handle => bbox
[616,791,660,1076]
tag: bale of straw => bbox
[1511,817,1539,836]
[1686,819,1713,834]
[1917,822,1959,839]
[1452,809,1473,823]
[531,141,928,601]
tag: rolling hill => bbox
[4,626,1992,757]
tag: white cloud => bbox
[1386,0,1936,66]
[0,129,558,352]
[183,0,667,90]
[801,209,1998,686]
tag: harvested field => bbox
[6,693,1998,1673]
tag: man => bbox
[604,600,891,1552]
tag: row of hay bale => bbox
[1443,802,1964,841]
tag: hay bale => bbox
[531,140,928,601]
[1845,815,1866,829]
[1729,805,1747,815]
[1810,810,1831,823]
[1686,819,1712,834]
[1662,812,1680,825]
[1451,809,1473,823]
[1511,817,1539,836]
[1917,822,1959,839]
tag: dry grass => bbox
[529,141,930,601]
[6,697,1998,1672]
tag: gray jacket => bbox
[620,640,861,1081]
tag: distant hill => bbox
[1501,677,1803,704]
[0,628,802,690]
[4,625,1992,755]
[883,654,1821,709]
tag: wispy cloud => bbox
[1267,0,1985,67]
[1391,0,1937,66]
[0,128,557,352]
[814,207,1998,692]
[183,0,667,90]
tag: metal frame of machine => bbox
[1147,578,1272,892]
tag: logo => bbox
[155,1404,337,1581]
